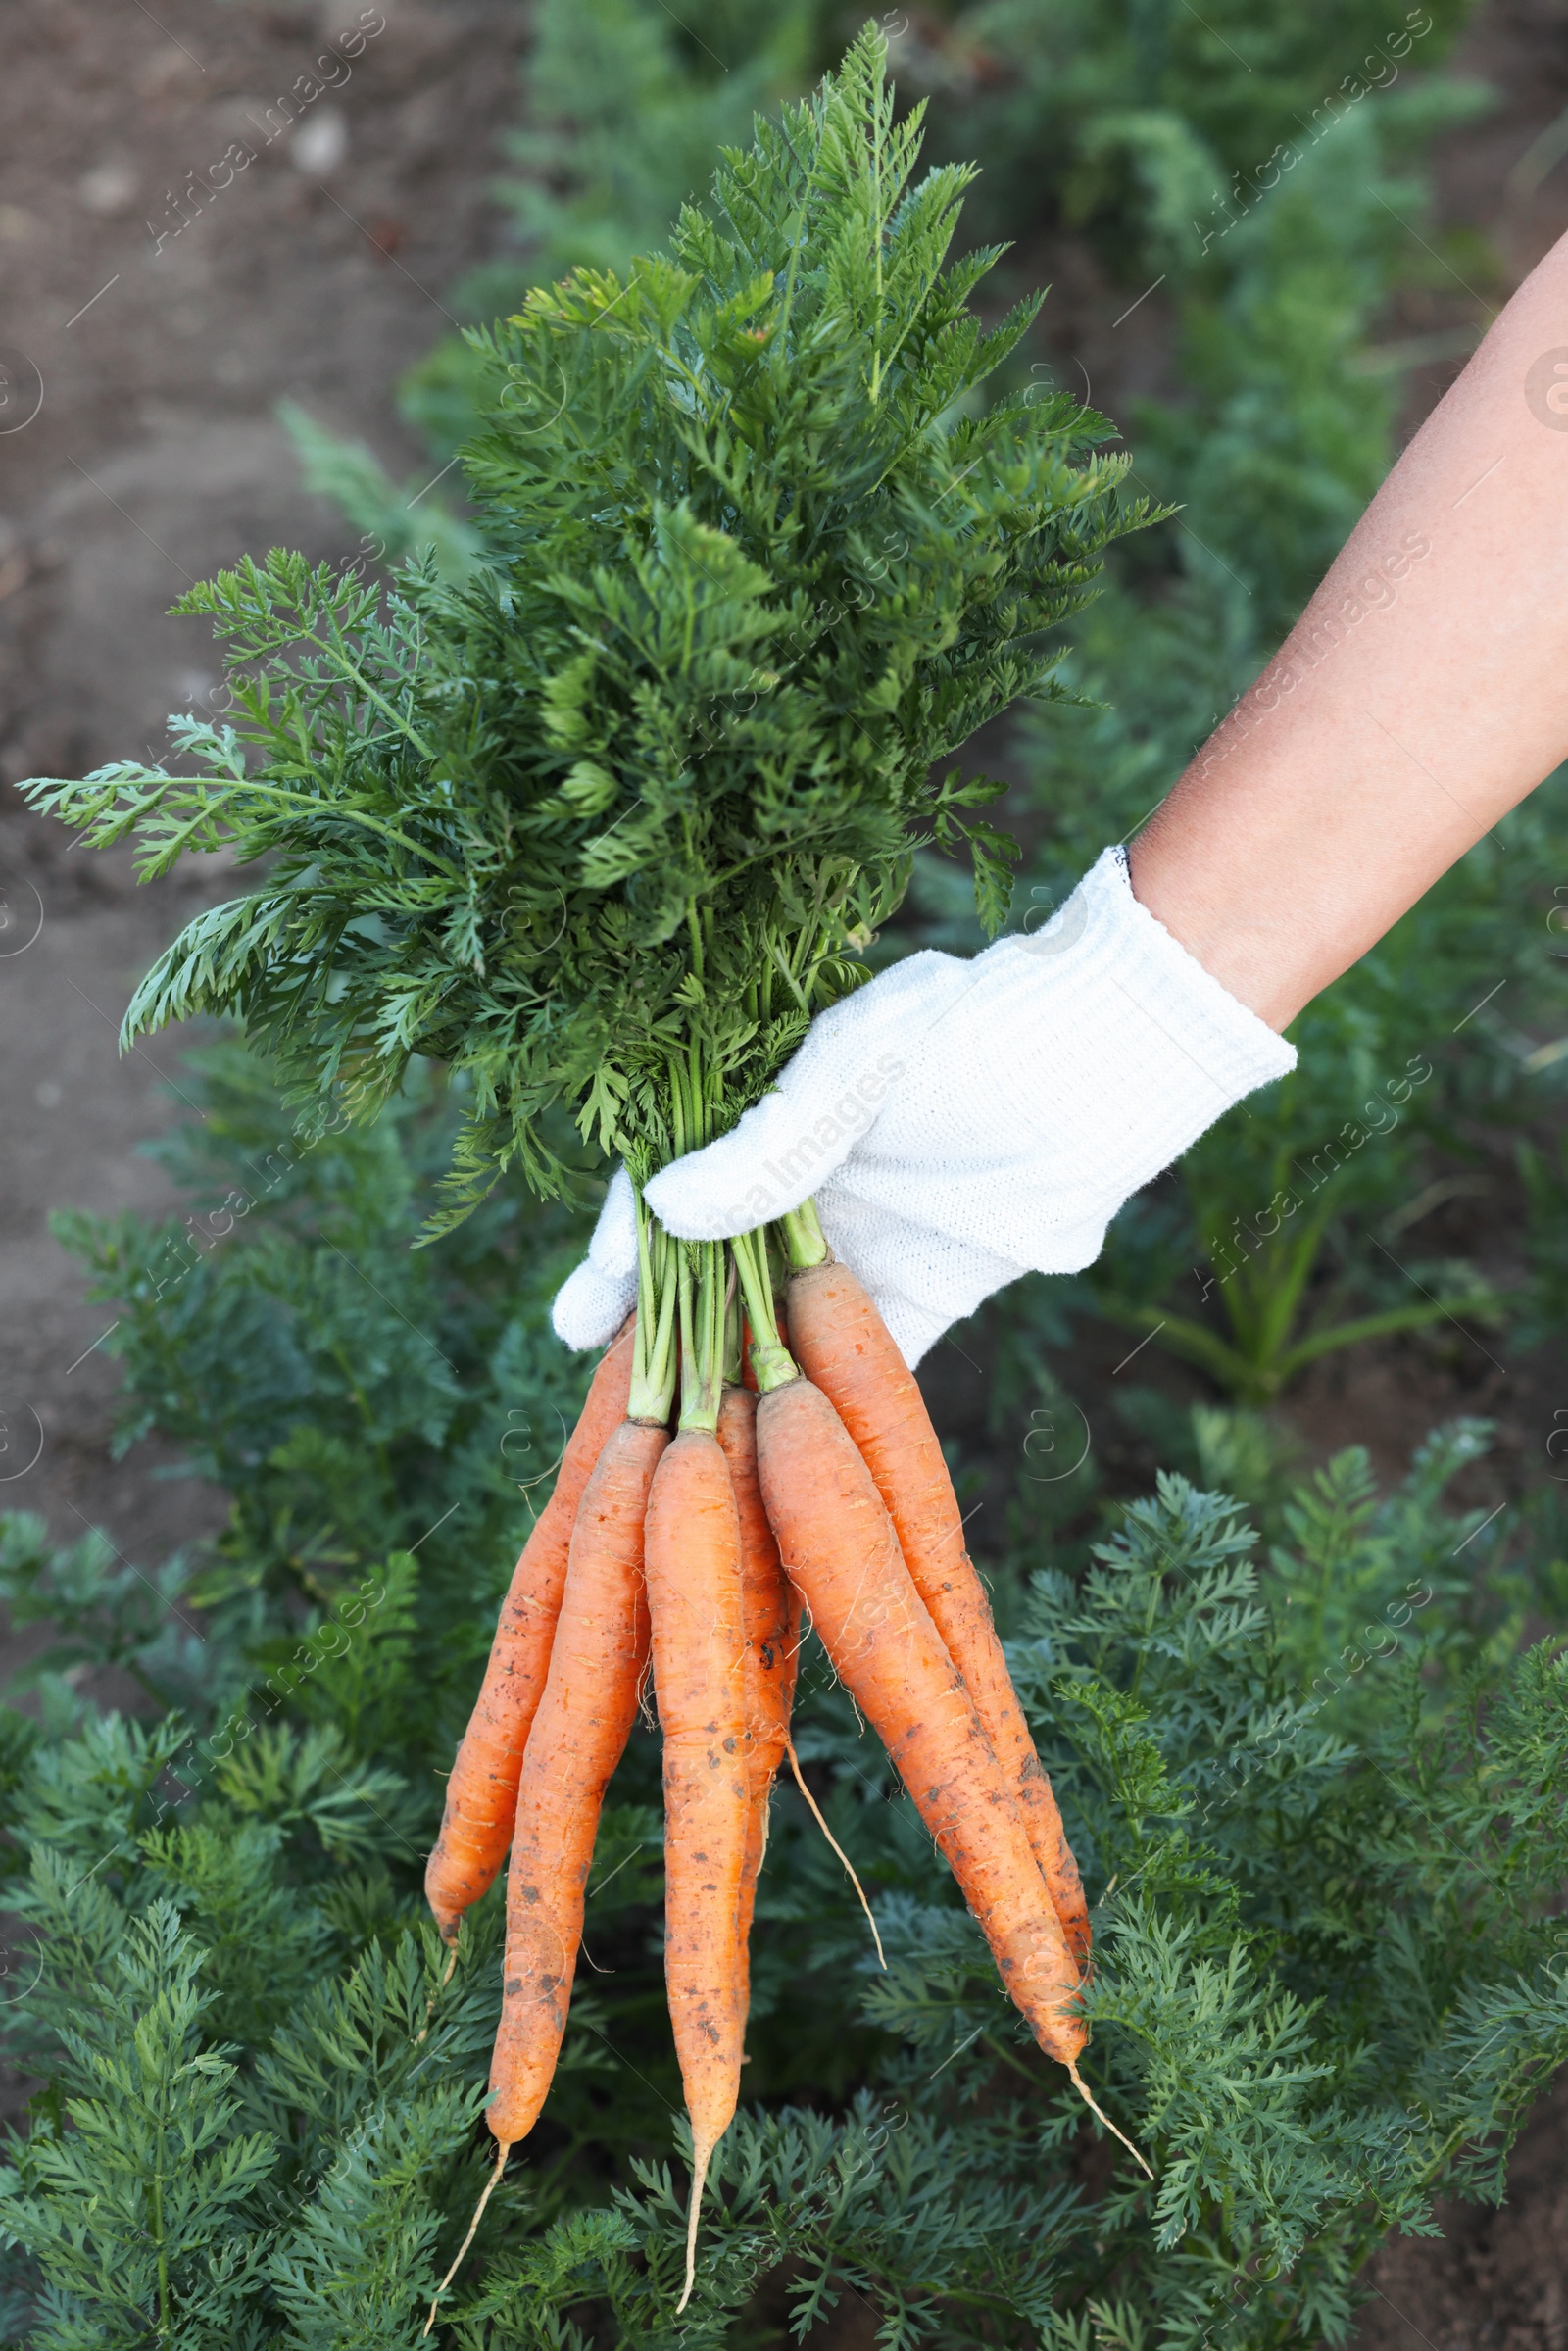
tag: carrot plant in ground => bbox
[2,1304,1566,2347]
[281,0,838,535]
[44,1041,595,1738]
[905,0,1476,272]
[911,24,1565,1405]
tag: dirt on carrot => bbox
[487,1413,664,2149]
[425,1320,635,1939]
[643,1422,751,2310]
[787,1261,1092,1966]
[756,1373,1086,2067]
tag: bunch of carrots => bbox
[13,34,1153,2326]
[424,1197,1146,2325]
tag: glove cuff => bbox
[992,846,1298,1222]
[1006,844,1295,1108]
[821,846,1296,1282]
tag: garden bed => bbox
[2,1,1567,2341]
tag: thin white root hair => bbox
[677,2138,713,2314]
[423,2138,510,2336]
[1067,2060,1153,2180]
[786,1737,886,1970]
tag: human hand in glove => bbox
[551,848,1295,1366]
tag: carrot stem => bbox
[765,1220,791,1299]
[423,2139,511,2336]
[785,1736,886,1969]
[677,1241,724,1435]
[779,1198,829,1270]
[730,1230,796,1393]
[631,1194,679,1423]
[723,1265,743,1387]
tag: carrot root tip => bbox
[785,1737,886,1970]
[1067,2060,1153,2180]
[423,2138,512,2336]
[677,2138,714,2315]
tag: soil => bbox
[0,0,532,1601]
[1,0,1566,2343]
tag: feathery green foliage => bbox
[22,31,1146,1225]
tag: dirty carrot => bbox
[716,1379,800,2027]
[645,1242,750,2313]
[485,1412,664,2152]
[482,1256,678,2162]
[424,1316,635,1940]
[784,1226,1092,1971]
[424,1405,667,2339]
[423,1264,685,2332]
[755,1368,1085,2066]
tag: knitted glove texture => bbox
[551,848,1296,1364]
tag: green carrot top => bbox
[21,25,1148,1228]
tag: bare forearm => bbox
[1129,228,1568,1031]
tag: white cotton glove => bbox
[551,848,1296,1365]
[551,1165,640,1349]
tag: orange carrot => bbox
[486,1416,664,2150]
[425,1320,635,1940]
[716,1382,800,2028]
[788,1258,1091,1970]
[643,1421,750,2310]
[757,1373,1085,2067]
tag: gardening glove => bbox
[551,848,1296,1366]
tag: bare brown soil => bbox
[1,1,1567,2342]
[0,0,529,1586]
